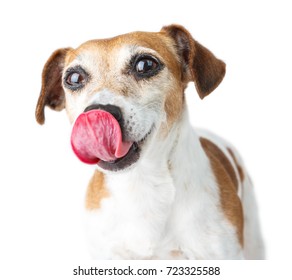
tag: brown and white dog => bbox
[35,25,264,259]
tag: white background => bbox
[1,0,291,278]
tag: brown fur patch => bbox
[200,137,243,246]
[164,85,184,126]
[201,139,239,192]
[227,148,245,183]
[170,249,183,258]
[86,170,109,210]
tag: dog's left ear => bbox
[35,48,72,125]
[161,24,226,99]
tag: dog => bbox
[35,25,265,259]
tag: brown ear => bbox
[161,24,226,99]
[35,48,72,124]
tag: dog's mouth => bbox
[97,128,152,171]
[70,106,152,171]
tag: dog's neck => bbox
[105,107,204,192]
[101,107,207,257]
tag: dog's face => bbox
[63,32,184,171]
[36,25,225,171]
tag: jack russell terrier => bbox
[35,25,265,259]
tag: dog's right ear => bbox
[35,48,72,125]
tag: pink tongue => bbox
[71,110,133,164]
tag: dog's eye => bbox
[136,59,158,74]
[64,67,88,90]
[132,55,163,79]
[67,73,84,85]
[66,72,85,87]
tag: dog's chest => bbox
[85,166,178,259]
[84,161,240,259]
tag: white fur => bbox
[84,109,264,259]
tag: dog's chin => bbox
[97,128,153,172]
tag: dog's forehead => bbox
[65,31,178,66]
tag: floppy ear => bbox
[35,48,72,124]
[161,24,226,99]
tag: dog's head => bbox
[36,25,225,171]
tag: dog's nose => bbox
[84,104,122,122]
